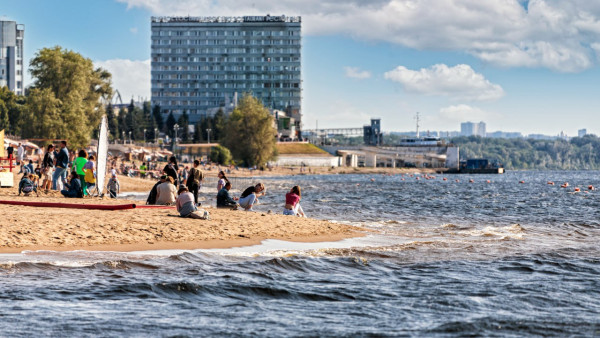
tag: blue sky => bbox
[3,0,600,136]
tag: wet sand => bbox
[0,173,365,253]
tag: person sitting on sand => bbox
[61,171,83,198]
[283,186,306,217]
[217,182,239,209]
[107,173,120,199]
[217,170,229,192]
[238,183,265,211]
[146,175,166,205]
[176,186,210,219]
[156,176,177,205]
[18,173,39,197]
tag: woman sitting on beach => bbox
[155,176,177,205]
[176,186,210,219]
[283,186,306,217]
[61,171,83,198]
[238,183,265,211]
[217,170,229,192]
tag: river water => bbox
[1,171,600,336]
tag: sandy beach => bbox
[0,172,365,253]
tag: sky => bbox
[2,0,600,136]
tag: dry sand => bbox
[0,172,366,253]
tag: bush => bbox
[210,145,233,165]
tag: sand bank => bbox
[0,173,365,254]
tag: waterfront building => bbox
[0,20,25,95]
[578,129,587,138]
[364,118,382,146]
[150,15,302,132]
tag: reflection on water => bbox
[1,171,600,336]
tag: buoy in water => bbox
[588,185,594,190]
[547,181,554,185]
[370,178,375,182]
[561,182,569,188]
[443,178,448,181]
[519,180,525,184]
[574,187,581,192]
[469,179,474,183]
[455,179,460,183]
[486,180,491,183]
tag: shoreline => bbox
[0,172,367,254]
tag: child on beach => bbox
[18,173,39,197]
[176,186,210,219]
[283,186,306,217]
[238,183,265,211]
[107,173,120,198]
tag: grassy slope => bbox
[276,143,329,155]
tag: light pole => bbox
[154,128,158,144]
[173,123,179,152]
[128,131,132,145]
[206,128,212,144]
[143,129,146,145]
[122,131,125,145]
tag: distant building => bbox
[527,134,556,140]
[460,121,486,137]
[150,15,302,131]
[364,118,382,146]
[487,131,523,139]
[0,20,25,95]
[578,129,587,137]
[272,109,296,141]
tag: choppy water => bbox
[2,171,600,336]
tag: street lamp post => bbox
[206,128,212,144]
[128,131,132,145]
[173,123,179,153]
[143,129,146,145]
[154,128,158,144]
[122,131,125,145]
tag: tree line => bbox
[450,135,600,170]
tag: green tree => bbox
[0,86,25,135]
[210,145,233,165]
[177,111,190,142]
[165,112,176,137]
[105,103,119,140]
[0,100,9,131]
[221,94,277,166]
[152,104,164,132]
[24,46,112,148]
[212,108,225,141]
[117,107,128,141]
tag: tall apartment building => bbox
[460,121,486,137]
[150,15,302,129]
[0,21,25,95]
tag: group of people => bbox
[15,140,122,199]
[144,156,305,218]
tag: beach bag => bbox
[84,169,96,184]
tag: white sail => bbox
[96,115,109,195]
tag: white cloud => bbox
[130,27,139,34]
[384,64,504,101]
[344,67,371,79]
[118,0,600,72]
[94,59,150,102]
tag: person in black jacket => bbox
[146,175,167,205]
[163,156,178,185]
[186,159,204,205]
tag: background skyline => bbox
[2,0,600,136]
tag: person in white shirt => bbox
[155,176,177,205]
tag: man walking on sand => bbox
[52,140,69,191]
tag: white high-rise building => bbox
[578,129,587,137]
[0,20,25,95]
[460,121,486,137]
